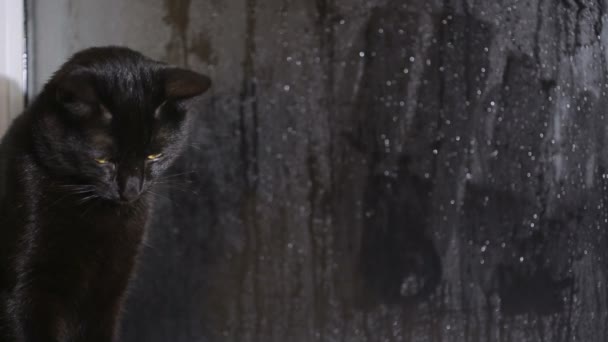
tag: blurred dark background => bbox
[27,0,608,341]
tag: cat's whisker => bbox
[43,191,84,212]
[153,179,188,186]
[152,180,195,188]
[154,178,194,184]
[147,190,173,204]
[146,190,192,210]
[69,189,97,195]
[185,143,203,151]
[80,198,102,218]
[53,184,95,188]
[141,241,155,250]
[152,181,195,189]
[153,183,200,196]
[52,184,97,194]
[156,171,199,180]
[77,194,99,204]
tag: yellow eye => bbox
[147,153,163,161]
[95,158,109,165]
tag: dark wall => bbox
[31,0,608,341]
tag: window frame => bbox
[0,0,26,135]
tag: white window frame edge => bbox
[0,0,26,136]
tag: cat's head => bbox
[32,46,211,204]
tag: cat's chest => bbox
[32,194,149,256]
[42,199,146,230]
[24,196,149,286]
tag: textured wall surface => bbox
[31,0,608,341]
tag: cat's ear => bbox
[54,72,99,117]
[163,68,211,100]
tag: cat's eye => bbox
[95,158,109,165]
[147,153,164,161]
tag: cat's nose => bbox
[119,176,142,202]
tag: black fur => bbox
[0,47,210,341]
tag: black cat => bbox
[0,47,210,341]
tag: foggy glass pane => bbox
[24,0,607,341]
